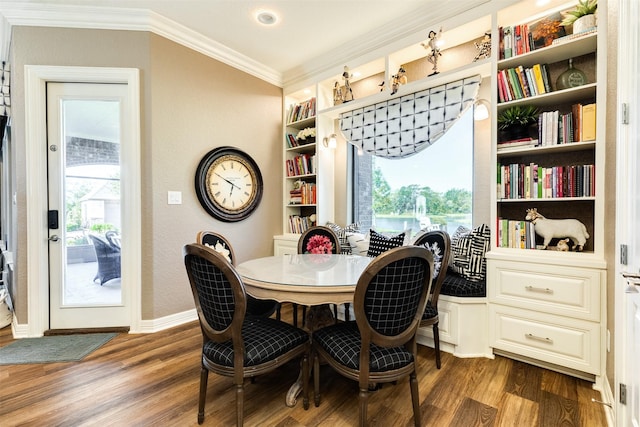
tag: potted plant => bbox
[561,0,597,34]
[497,105,540,141]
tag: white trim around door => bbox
[24,65,142,337]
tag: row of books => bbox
[497,163,595,200]
[285,133,315,148]
[496,219,537,249]
[497,63,551,103]
[286,154,316,177]
[286,97,316,124]
[288,215,315,234]
[537,103,596,146]
[498,12,567,60]
[289,182,316,205]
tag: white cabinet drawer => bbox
[490,305,600,375]
[488,259,603,321]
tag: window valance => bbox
[339,74,481,159]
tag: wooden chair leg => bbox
[276,304,281,321]
[301,306,307,327]
[433,323,441,369]
[358,387,369,427]
[344,303,351,321]
[198,367,208,424]
[236,383,244,427]
[293,303,299,327]
[409,371,421,427]
[302,352,310,410]
[313,352,321,407]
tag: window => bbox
[352,108,473,237]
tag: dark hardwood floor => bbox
[0,308,607,426]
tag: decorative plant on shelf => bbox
[561,0,597,33]
[296,127,316,143]
[497,105,539,141]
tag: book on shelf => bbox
[497,218,536,249]
[288,214,315,234]
[582,103,597,141]
[551,28,597,46]
[498,11,566,59]
[286,97,316,124]
[498,162,595,199]
[497,137,539,150]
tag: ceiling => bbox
[0,0,487,86]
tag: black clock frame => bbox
[194,146,263,222]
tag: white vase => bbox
[572,14,596,34]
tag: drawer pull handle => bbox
[525,333,553,343]
[525,285,553,294]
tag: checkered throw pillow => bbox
[326,222,360,254]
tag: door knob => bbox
[48,235,60,242]
[622,272,640,294]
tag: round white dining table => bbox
[236,253,373,306]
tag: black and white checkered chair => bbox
[296,226,342,327]
[312,245,433,427]
[183,244,310,426]
[196,231,280,319]
[413,230,451,369]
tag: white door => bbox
[47,82,130,329]
[616,0,640,424]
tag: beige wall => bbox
[9,27,282,322]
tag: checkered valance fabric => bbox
[339,75,481,159]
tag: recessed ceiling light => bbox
[256,10,278,26]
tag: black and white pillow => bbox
[326,222,360,254]
[367,229,405,257]
[450,224,490,282]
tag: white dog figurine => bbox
[525,208,589,251]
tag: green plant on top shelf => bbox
[497,105,539,131]
[561,0,597,26]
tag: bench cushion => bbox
[440,270,486,297]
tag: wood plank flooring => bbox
[0,310,608,426]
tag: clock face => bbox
[195,147,263,222]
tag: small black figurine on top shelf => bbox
[421,28,443,76]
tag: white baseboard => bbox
[136,309,198,333]
[9,309,198,338]
[595,373,615,427]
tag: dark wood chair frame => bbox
[413,230,451,369]
[312,245,433,427]
[196,231,280,319]
[183,244,310,426]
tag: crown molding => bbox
[0,2,283,86]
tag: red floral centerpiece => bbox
[305,235,333,254]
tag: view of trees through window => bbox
[354,109,474,237]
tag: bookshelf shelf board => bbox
[286,173,316,180]
[286,116,315,128]
[497,141,596,157]
[286,203,316,207]
[498,33,597,69]
[497,197,596,203]
[497,83,597,110]
[286,144,316,154]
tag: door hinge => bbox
[622,103,629,124]
[621,244,628,265]
[620,383,627,405]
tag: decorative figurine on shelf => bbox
[341,66,354,102]
[525,208,590,251]
[333,81,342,105]
[556,238,571,251]
[389,66,408,95]
[421,27,443,76]
[473,31,492,62]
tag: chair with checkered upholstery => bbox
[296,225,342,327]
[312,245,433,427]
[196,231,280,318]
[183,243,310,426]
[413,230,451,369]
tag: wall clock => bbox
[195,146,263,222]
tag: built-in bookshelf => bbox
[488,0,606,380]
